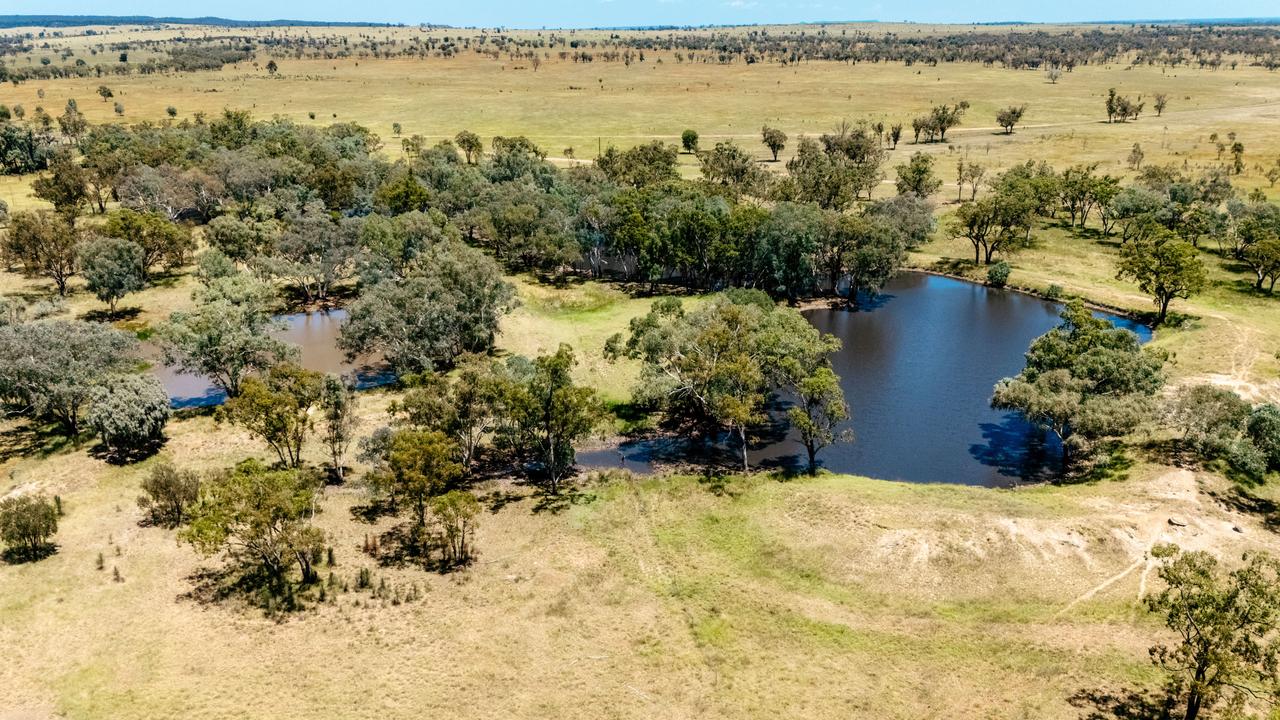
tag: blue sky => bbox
[9,0,1279,28]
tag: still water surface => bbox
[153,273,1150,486]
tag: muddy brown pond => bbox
[153,273,1150,487]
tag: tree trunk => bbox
[738,426,749,472]
[806,443,817,476]
[1183,689,1201,720]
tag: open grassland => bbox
[1,393,1268,718]
[4,26,1280,197]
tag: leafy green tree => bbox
[205,215,278,263]
[501,345,603,493]
[1243,237,1280,293]
[1116,232,1208,323]
[992,300,1165,470]
[455,130,483,164]
[391,358,505,470]
[609,292,837,471]
[4,211,78,296]
[339,241,515,374]
[681,129,699,154]
[761,126,787,162]
[101,209,193,278]
[596,140,680,188]
[431,490,479,569]
[86,373,170,459]
[1248,404,1280,471]
[995,105,1026,134]
[0,319,139,436]
[219,364,324,468]
[894,152,942,197]
[319,375,358,482]
[77,235,145,314]
[31,151,90,219]
[255,207,359,303]
[138,458,201,528]
[1147,544,1280,720]
[699,141,769,197]
[158,275,295,398]
[370,429,463,542]
[786,366,851,475]
[182,459,325,586]
[0,494,58,562]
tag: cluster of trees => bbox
[0,317,170,452]
[7,110,936,312]
[1166,384,1280,481]
[992,300,1166,472]
[606,290,850,474]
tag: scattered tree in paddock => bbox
[699,141,770,197]
[894,152,942,197]
[597,140,680,188]
[86,374,170,460]
[499,345,603,494]
[368,429,463,546]
[1154,93,1169,117]
[785,365,851,476]
[681,128,699,154]
[1105,88,1144,123]
[158,275,296,398]
[219,364,324,469]
[319,375,358,482]
[339,241,515,375]
[761,125,787,162]
[608,292,838,472]
[0,494,58,562]
[1116,231,1207,324]
[182,459,326,592]
[31,151,90,219]
[431,490,480,569]
[390,358,505,471]
[3,211,78,295]
[101,209,193,278]
[995,104,1026,134]
[138,459,201,528]
[1147,545,1280,720]
[1128,143,1145,171]
[454,130,483,164]
[0,319,139,437]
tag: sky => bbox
[6,0,1279,28]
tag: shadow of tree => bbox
[0,419,75,463]
[1067,686,1174,720]
[2,542,58,564]
[88,436,168,466]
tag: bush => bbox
[87,374,170,459]
[138,459,201,528]
[986,261,1012,288]
[1248,404,1280,471]
[1045,284,1064,300]
[0,494,58,562]
[1227,439,1269,481]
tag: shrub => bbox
[1248,404,1280,471]
[1045,284,1064,300]
[87,374,170,459]
[986,261,1012,288]
[137,459,201,528]
[0,494,58,562]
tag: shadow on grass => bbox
[81,306,142,323]
[1067,686,1174,720]
[88,436,168,466]
[0,419,77,463]
[2,543,58,564]
[530,484,597,515]
[1206,484,1280,534]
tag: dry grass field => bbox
[4,21,1280,720]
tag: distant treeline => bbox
[0,15,399,29]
